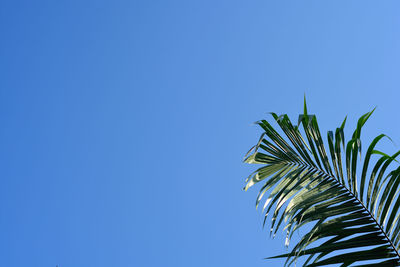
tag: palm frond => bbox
[244,99,400,266]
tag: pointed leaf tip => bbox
[341,116,347,129]
[303,94,308,116]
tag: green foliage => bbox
[244,98,400,266]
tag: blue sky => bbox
[1,1,400,266]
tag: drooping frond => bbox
[244,99,400,266]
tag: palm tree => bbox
[244,98,400,266]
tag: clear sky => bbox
[1,1,400,266]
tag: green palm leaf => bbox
[244,98,400,266]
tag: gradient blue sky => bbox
[1,1,400,266]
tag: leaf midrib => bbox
[304,162,400,261]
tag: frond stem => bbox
[349,189,400,260]
[306,164,400,260]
